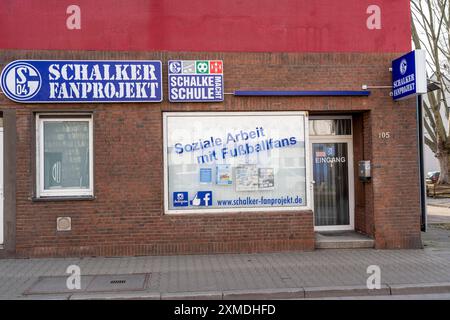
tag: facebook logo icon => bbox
[191,191,213,207]
[173,192,189,207]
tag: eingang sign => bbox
[392,50,427,101]
[0,60,163,103]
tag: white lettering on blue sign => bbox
[168,60,224,102]
[0,60,163,103]
[392,50,426,101]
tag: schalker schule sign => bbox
[168,60,224,102]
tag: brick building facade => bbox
[0,1,422,258]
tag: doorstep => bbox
[315,231,375,249]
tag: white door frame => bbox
[0,127,3,245]
[310,135,355,232]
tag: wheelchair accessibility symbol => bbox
[1,61,42,102]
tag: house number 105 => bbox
[378,132,391,139]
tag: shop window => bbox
[164,112,310,213]
[36,114,93,198]
[309,119,352,136]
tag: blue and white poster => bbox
[168,60,224,102]
[216,164,232,185]
[0,60,163,103]
[199,168,213,184]
[173,192,189,207]
[392,50,427,101]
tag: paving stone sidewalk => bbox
[1,206,450,300]
[427,197,450,209]
[1,247,450,300]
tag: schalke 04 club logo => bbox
[169,61,182,74]
[0,61,42,102]
[400,58,408,75]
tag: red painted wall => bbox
[0,0,411,53]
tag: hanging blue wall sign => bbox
[392,50,427,101]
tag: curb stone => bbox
[161,291,223,300]
[389,282,450,296]
[222,288,305,300]
[69,291,161,300]
[16,282,450,300]
[304,285,390,298]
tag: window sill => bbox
[165,208,313,216]
[31,196,96,202]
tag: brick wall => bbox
[0,50,421,257]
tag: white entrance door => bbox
[310,136,355,231]
[0,127,3,245]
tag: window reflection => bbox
[309,119,352,136]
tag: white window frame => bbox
[36,114,94,198]
[163,111,311,214]
[309,115,355,231]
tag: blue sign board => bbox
[173,192,189,207]
[168,60,224,102]
[0,60,163,103]
[190,191,213,207]
[392,50,427,101]
[199,168,213,184]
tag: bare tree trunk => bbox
[437,150,449,183]
[411,0,450,185]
